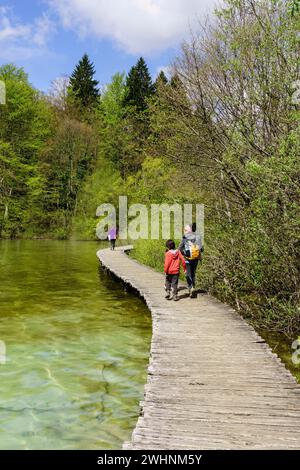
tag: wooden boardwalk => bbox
[97,246,300,450]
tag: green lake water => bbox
[0,240,151,450]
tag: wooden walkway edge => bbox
[97,246,300,450]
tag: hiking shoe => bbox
[190,287,196,298]
[165,292,171,299]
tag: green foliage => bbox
[98,73,128,169]
[69,53,100,111]
[0,64,52,159]
[101,73,127,123]
[290,0,300,15]
[131,238,166,272]
[154,71,168,93]
[0,60,100,238]
[130,0,300,337]
[0,64,53,237]
[0,140,29,237]
[125,156,175,204]
[124,57,154,111]
[35,117,99,236]
[72,157,122,240]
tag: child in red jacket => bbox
[164,239,186,301]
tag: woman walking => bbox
[108,226,117,251]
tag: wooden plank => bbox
[97,246,300,450]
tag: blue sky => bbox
[0,0,214,92]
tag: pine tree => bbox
[124,57,154,111]
[170,73,182,89]
[69,54,99,109]
[154,70,168,93]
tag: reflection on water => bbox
[0,240,151,450]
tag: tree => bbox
[101,72,127,124]
[69,54,99,110]
[146,0,300,335]
[99,73,128,169]
[124,57,154,111]
[37,117,99,237]
[154,70,168,93]
[49,75,70,112]
[0,141,29,237]
[0,64,53,237]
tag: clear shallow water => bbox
[0,240,151,450]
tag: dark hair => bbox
[166,239,175,250]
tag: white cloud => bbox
[49,0,214,55]
[0,7,55,61]
[33,14,56,47]
[0,7,31,42]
